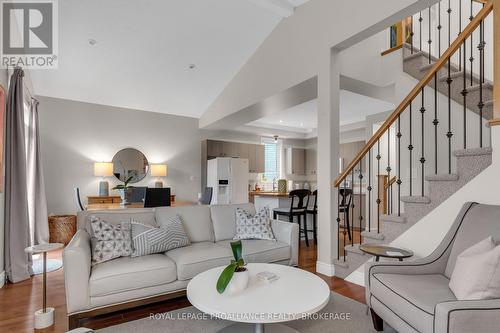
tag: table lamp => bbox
[151,164,167,188]
[94,162,113,196]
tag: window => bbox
[261,137,281,185]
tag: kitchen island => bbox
[249,191,292,213]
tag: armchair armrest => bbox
[63,229,92,314]
[434,299,500,333]
[271,219,299,266]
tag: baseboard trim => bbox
[345,269,365,287]
[0,270,5,288]
[316,261,335,276]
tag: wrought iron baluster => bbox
[446,4,453,174]
[387,127,391,215]
[358,160,363,244]
[470,0,474,86]
[368,150,372,232]
[410,15,414,54]
[419,11,423,51]
[458,0,462,70]
[478,18,484,148]
[343,179,347,261]
[397,116,402,216]
[351,172,355,246]
[337,188,340,261]
[420,89,426,196]
[409,102,413,196]
[376,140,381,233]
[434,72,439,174]
[462,40,468,149]
[428,6,432,64]
[438,2,442,57]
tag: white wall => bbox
[38,96,201,215]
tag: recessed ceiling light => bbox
[88,39,97,46]
[300,123,304,127]
[279,120,283,123]
[188,64,196,69]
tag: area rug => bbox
[32,258,63,275]
[97,292,396,333]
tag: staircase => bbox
[332,0,494,279]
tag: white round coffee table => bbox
[187,263,330,333]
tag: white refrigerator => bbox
[207,158,249,205]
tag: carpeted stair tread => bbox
[403,51,425,61]
[361,231,385,240]
[344,244,367,256]
[380,214,407,223]
[425,173,459,181]
[332,258,349,268]
[401,196,431,204]
[454,147,493,157]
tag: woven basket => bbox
[48,215,77,245]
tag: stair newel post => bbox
[462,39,468,149]
[376,140,381,234]
[358,159,363,245]
[470,0,475,86]
[351,171,355,247]
[409,102,413,196]
[478,17,485,148]
[337,185,341,261]
[419,11,423,51]
[368,150,372,233]
[428,6,432,64]
[434,72,439,174]
[397,116,402,217]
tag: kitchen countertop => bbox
[249,191,290,198]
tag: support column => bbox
[492,0,500,125]
[316,48,340,276]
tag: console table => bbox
[87,194,176,205]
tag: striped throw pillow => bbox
[131,215,190,257]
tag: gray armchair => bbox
[365,202,500,333]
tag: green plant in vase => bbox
[112,175,135,205]
[216,240,249,294]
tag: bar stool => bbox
[273,189,311,246]
[339,188,353,241]
[306,190,318,245]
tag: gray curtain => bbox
[4,68,31,283]
[27,98,49,245]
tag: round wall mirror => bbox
[112,148,149,183]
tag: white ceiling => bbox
[246,90,395,135]
[30,0,310,118]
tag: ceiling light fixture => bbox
[88,39,97,46]
[279,120,283,123]
[188,64,196,69]
[274,135,279,143]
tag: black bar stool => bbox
[339,188,352,241]
[306,190,318,245]
[273,189,311,246]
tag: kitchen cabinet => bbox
[305,149,317,176]
[205,140,264,173]
[286,148,306,175]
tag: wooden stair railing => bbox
[335,0,494,262]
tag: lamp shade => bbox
[151,164,167,177]
[94,162,113,177]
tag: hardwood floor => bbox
[0,241,365,333]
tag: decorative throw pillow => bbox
[90,216,133,266]
[234,206,275,241]
[131,215,190,257]
[449,236,500,300]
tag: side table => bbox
[25,243,64,329]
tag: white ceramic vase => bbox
[226,269,249,295]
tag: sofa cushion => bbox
[166,242,232,280]
[234,207,275,241]
[370,273,456,333]
[89,217,133,266]
[210,203,256,241]
[89,254,177,297]
[217,239,290,263]
[156,205,214,243]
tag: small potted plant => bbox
[216,240,248,294]
[112,175,135,205]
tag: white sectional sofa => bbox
[64,203,299,328]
